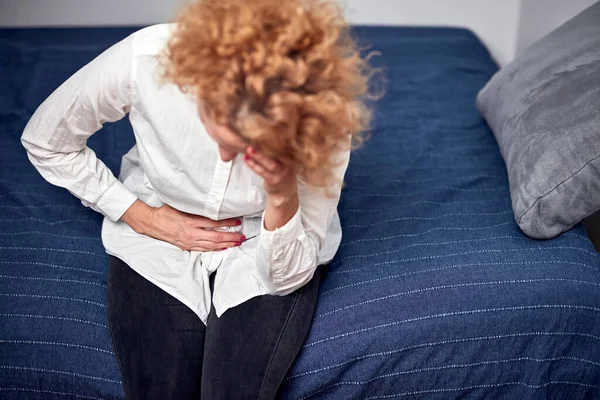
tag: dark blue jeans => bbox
[106,255,322,399]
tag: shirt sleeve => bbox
[21,32,138,222]
[256,148,351,296]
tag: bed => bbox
[1,26,599,399]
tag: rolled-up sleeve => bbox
[21,32,138,222]
[256,148,351,295]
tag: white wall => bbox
[0,0,188,27]
[343,0,520,66]
[516,0,599,56]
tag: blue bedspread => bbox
[1,27,599,399]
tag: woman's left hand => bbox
[243,147,298,200]
[244,146,300,231]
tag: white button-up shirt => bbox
[21,24,349,324]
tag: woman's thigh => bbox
[202,267,323,400]
[106,255,206,400]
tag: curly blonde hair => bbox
[162,0,376,188]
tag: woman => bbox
[21,0,374,398]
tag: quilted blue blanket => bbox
[1,27,599,399]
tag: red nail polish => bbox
[236,220,242,226]
[240,235,247,241]
[235,242,242,246]
[243,154,250,161]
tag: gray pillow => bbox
[476,2,600,239]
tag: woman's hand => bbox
[243,147,300,231]
[243,147,297,201]
[120,200,245,252]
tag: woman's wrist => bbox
[267,188,298,208]
[119,199,155,235]
[264,190,299,231]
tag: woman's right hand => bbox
[120,200,245,252]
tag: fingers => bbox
[246,147,279,173]
[200,230,246,244]
[244,155,267,178]
[189,215,241,229]
[189,241,241,251]
[158,205,248,252]
[244,147,284,180]
[215,218,242,228]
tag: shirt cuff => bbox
[260,206,303,248]
[95,179,139,222]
